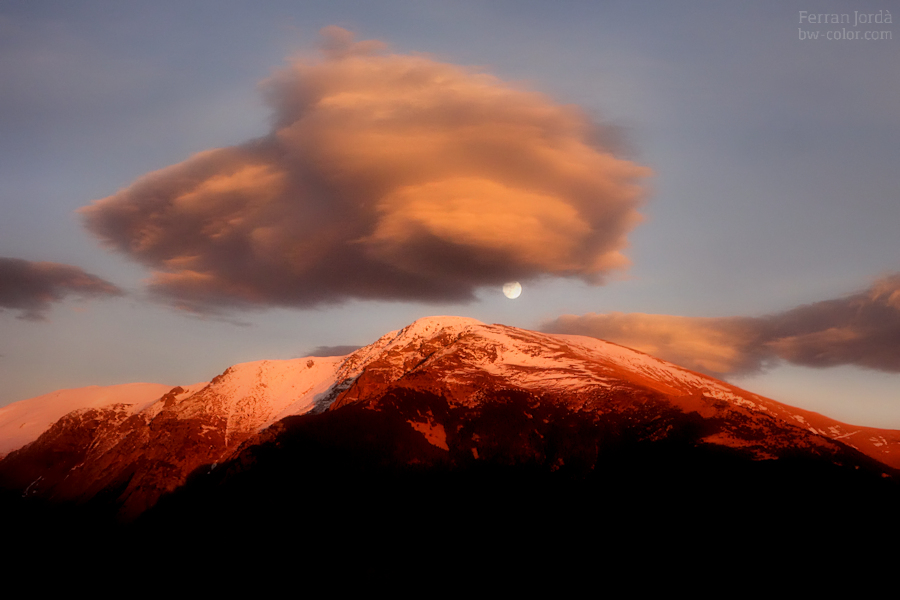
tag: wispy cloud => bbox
[80,27,650,314]
[306,344,362,358]
[543,274,900,375]
[0,257,123,321]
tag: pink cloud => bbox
[80,28,650,313]
[543,274,900,375]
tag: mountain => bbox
[0,382,175,459]
[2,316,899,578]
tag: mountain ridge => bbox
[2,315,899,524]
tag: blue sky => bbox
[2,1,898,427]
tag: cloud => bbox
[306,345,362,358]
[80,27,650,313]
[0,257,123,321]
[542,274,900,376]
[759,274,900,372]
[544,312,767,375]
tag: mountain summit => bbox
[2,316,899,574]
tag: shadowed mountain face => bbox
[140,384,900,583]
[2,317,899,578]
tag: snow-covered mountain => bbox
[0,382,175,458]
[2,315,899,523]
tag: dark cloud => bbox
[80,27,650,314]
[543,274,900,376]
[0,257,123,321]
[760,274,900,372]
[306,345,362,358]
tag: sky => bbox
[1,0,899,428]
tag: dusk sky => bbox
[2,1,898,428]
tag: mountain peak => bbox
[389,314,484,337]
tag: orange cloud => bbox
[80,27,650,313]
[0,257,122,321]
[544,312,766,376]
[543,274,900,375]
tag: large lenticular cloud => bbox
[543,274,900,376]
[0,257,122,321]
[79,27,650,313]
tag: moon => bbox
[502,281,522,299]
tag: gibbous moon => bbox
[502,281,522,299]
